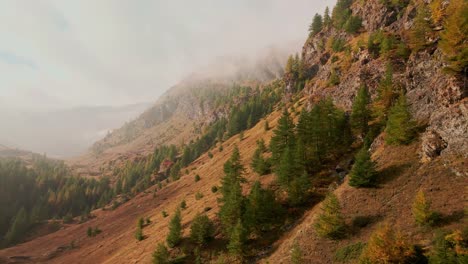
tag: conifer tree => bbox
[324,7,331,27]
[4,207,29,245]
[349,147,377,188]
[227,219,246,258]
[309,13,323,36]
[277,147,295,188]
[244,181,283,234]
[219,146,245,237]
[409,5,431,52]
[344,15,362,34]
[314,193,346,239]
[351,85,371,137]
[373,64,396,126]
[412,189,436,226]
[190,214,215,246]
[152,243,169,264]
[385,92,415,145]
[166,208,182,248]
[288,171,311,206]
[439,0,468,73]
[332,0,352,29]
[270,108,295,164]
[359,223,417,263]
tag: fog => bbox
[0,0,335,157]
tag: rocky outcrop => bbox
[298,0,466,161]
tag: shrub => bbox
[291,242,304,264]
[334,242,365,262]
[135,226,143,241]
[162,211,168,218]
[344,15,362,34]
[195,192,204,200]
[180,200,187,210]
[195,174,201,182]
[211,186,218,193]
[208,152,213,159]
[329,68,341,86]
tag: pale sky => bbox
[0,0,335,110]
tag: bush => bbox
[211,186,218,193]
[195,192,204,200]
[135,226,143,241]
[208,152,213,159]
[190,214,215,246]
[344,15,362,34]
[329,68,341,86]
[180,200,187,210]
[334,242,365,262]
[331,37,346,52]
[162,211,168,218]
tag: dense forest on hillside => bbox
[0,155,113,248]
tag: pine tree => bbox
[152,243,169,264]
[351,85,371,137]
[270,108,296,164]
[190,214,215,246]
[276,147,295,188]
[412,189,436,226]
[291,242,304,264]
[385,92,415,145]
[409,5,431,52]
[227,220,246,258]
[332,0,352,29]
[4,207,30,245]
[285,55,294,74]
[309,13,323,36]
[344,15,362,34]
[219,146,245,237]
[349,147,377,188]
[324,7,331,27]
[243,181,283,234]
[314,193,346,239]
[439,0,468,73]
[288,171,311,206]
[166,208,182,248]
[373,64,396,126]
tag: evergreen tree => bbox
[412,189,436,226]
[219,146,245,238]
[324,7,331,27]
[270,108,296,164]
[276,147,296,188]
[166,208,182,248]
[409,5,431,52]
[439,0,468,73]
[244,181,283,234]
[291,242,304,264]
[152,243,169,264]
[309,13,323,36]
[314,193,346,239]
[349,147,377,188]
[351,85,371,137]
[344,15,362,34]
[373,64,396,126]
[190,214,215,246]
[4,207,29,245]
[227,219,246,258]
[288,171,311,206]
[285,55,294,74]
[385,92,415,145]
[332,0,352,29]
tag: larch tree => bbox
[166,208,182,248]
[349,147,377,188]
[314,193,346,239]
[350,85,371,137]
[385,92,415,145]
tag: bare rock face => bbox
[421,99,468,161]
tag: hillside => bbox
[0,0,467,263]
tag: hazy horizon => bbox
[0,0,335,156]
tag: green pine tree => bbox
[314,193,346,239]
[349,147,377,188]
[351,85,371,137]
[166,208,182,248]
[190,214,215,246]
[309,13,323,36]
[270,108,296,164]
[152,243,169,264]
[409,5,431,52]
[4,207,30,245]
[227,220,246,259]
[288,171,311,206]
[324,6,331,27]
[385,92,415,145]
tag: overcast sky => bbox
[0,0,335,110]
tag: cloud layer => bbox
[0,0,334,110]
